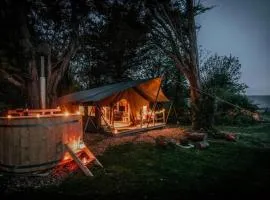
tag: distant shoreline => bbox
[247,95,270,109]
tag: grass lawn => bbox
[2,123,270,199]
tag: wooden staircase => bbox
[64,142,103,177]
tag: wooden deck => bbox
[109,122,166,136]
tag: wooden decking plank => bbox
[114,123,166,137]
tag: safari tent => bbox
[57,77,169,135]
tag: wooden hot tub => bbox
[0,113,83,173]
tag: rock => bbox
[187,132,207,141]
[195,141,209,149]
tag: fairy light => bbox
[36,114,40,118]
[64,111,70,116]
[7,115,12,119]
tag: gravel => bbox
[84,126,187,156]
[0,161,79,194]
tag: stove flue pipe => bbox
[40,56,46,109]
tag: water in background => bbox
[248,95,270,110]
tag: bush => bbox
[215,112,257,126]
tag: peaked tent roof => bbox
[57,77,169,105]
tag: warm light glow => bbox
[36,114,40,118]
[82,157,87,165]
[63,153,71,161]
[76,111,81,115]
[7,115,12,119]
[114,129,118,134]
[64,111,70,116]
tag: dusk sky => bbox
[197,0,270,95]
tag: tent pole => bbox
[84,116,90,133]
[140,108,143,128]
[173,106,178,120]
[147,79,162,128]
[165,101,174,123]
[111,104,114,129]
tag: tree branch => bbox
[0,68,24,88]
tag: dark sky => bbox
[197,0,270,95]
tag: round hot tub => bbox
[0,114,83,173]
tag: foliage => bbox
[144,0,213,130]
[215,113,257,126]
[0,0,94,107]
[127,44,188,111]
[200,54,258,125]
[71,0,149,89]
[200,54,247,94]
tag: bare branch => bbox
[0,69,24,88]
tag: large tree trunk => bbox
[186,0,212,130]
[174,58,212,130]
[189,74,202,130]
[46,40,77,107]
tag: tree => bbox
[145,0,211,130]
[200,54,256,125]
[0,0,93,108]
[72,0,149,89]
[127,43,188,110]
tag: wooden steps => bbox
[64,143,103,177]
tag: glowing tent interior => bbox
[57,77,169,135]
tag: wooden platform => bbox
[111,123,166,136]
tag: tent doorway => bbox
[102,99,132,130]
[113,99,130,124]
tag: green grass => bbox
[3,124,270,199]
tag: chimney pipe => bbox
[40,56,46,109]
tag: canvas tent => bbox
[58,77,169,134]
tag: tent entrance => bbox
[113,99,130,124]
[100,98,166,135]
[101,99,132,129]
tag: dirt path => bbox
[84,126,186,156]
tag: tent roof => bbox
[57,77,169,105]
